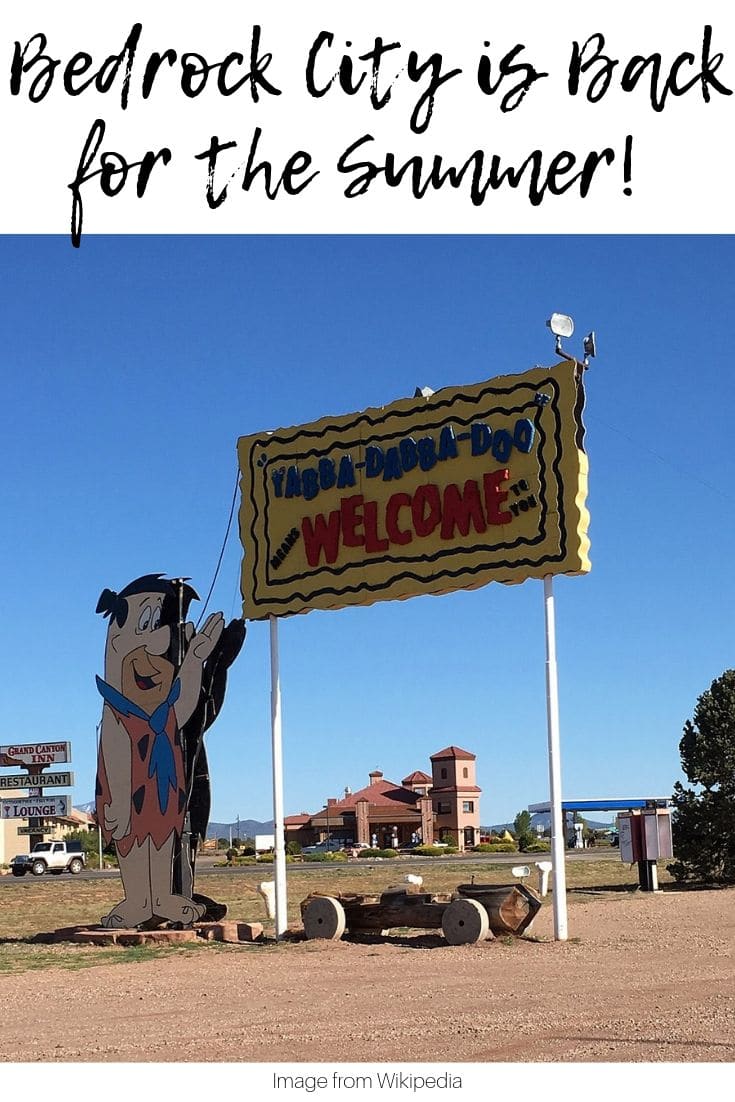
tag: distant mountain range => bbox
[78,806,612,840]
[207,819,274,840]
[77,802,273,841]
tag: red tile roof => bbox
[429,784,482,794]
[430,745,476,761]
[402,770,432,785]
[318,778,421,813]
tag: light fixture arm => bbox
[546,314,597,372]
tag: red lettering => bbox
[483,468,512,524]
[412,484,442,536]
[301,510,341,566]
[341,494,365,547]
[299,467,518,566]
[363,500,389,552]
[440,480,488,539]
[385,492,412,545]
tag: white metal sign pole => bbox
[269,615,288,939]
[95,721,103,871]
[543,574,568,941]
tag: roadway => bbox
[0,846,619,884]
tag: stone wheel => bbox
[302,896,347,940]
[441,898,490,945]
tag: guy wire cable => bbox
[196,464,240,629]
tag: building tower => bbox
[429,745,481,851]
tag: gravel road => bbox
[1,886,733,1063]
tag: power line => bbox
[586,412,734,506]
[196,466,240,628]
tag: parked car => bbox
[343,841,371,856]
[10,840,86,877]
[302,839,343,854]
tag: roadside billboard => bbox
[238,361,590,619]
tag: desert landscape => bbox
[1,865,732,1063]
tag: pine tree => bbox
[668,670,735,883]
[513,809,534,851]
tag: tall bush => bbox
[668,670,735,883]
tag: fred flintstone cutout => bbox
[95,574,245,929]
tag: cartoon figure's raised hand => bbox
[187,611,225,662]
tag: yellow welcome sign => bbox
[238,361,590,619]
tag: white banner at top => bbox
[1,1,734,240]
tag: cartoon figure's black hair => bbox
[96,574,199,628]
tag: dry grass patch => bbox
[0,854,672,975]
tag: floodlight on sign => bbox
[546,313,575,359]
[546,313,575,339]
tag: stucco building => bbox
[429,745,482,851]
[285,744,481,852]
[0,818,29,865]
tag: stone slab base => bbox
[198,921,264,943]
[36,921,264,946]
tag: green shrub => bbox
[414,845,450,857]
[356,847,397,859]
[225,847,239,861]
[64,829,106,870]
[524,840,551,853]
[473,842,517,853]
[285,841,302,855]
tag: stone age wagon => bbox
[300,881,542,945]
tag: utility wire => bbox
[196,466,240,628]
[586,411,734,506]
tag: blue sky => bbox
[1,234,733,827]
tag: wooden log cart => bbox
[300,881,542,945]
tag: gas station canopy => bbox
[528,797,672,815]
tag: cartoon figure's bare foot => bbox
[153,894,206,926]
[100,900,153,929]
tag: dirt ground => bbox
[2,886,733,1063]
